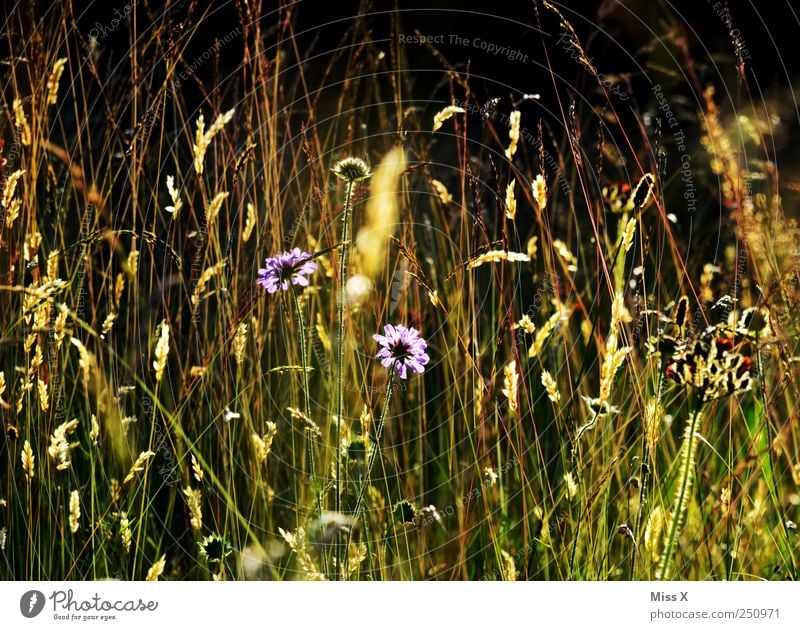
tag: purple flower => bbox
[257,248,318,294]
[373,324,430,379]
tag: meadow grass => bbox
[0,1,798,581]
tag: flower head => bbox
[664,330,753,402]
[257,248,318,294]
[332,157,371,182]
[373,324,430,379]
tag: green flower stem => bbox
[353,370,395,530]
[658,404,703,580]
[334,179,355,575]
[290,287,319,517]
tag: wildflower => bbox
[372,324,430,379]
[257,249,318,294]
[331,157,371,182]
[198,533,232,564]
[223,407,240,423]
[664,331,754,402]
[734,306,771,338]
[580,395,619,418]
[514,314,536,334]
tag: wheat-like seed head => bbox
[191,261,226,309]
[499,549,517,581]
[431,105,465,132]
[242,202,256,242]
[47,418,79,470]
[183,486,203,531]
[46,58,68,105]
[68,489,80,534]
[153,320,170,383]
[145,554,166,581]
[466,250,530,270]
[504,110,521,159]
[70,337,94,389]
[252,422,277,464]
[430,179,452,205]
[191,455,204,483]
[644,505,665,563]
[37,377,49,412]
[233,322,247,365]
[502,360,519,416]
[123,451,155,484]
[21,440,35,482]
[206,191,229,225]
[117,511,131,553]
[621,217,637,253]
[532,174,548,212]
[1,169,25,210]
[164,174,183,216]
[541,369,560,404]
[192,109,235,175]
[12,98,31,145]
[90,414,100,445]
[505,180,517,220]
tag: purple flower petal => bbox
[373,324,430,379]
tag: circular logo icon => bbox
[20,590,45,618]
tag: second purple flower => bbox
[257,248,318,294]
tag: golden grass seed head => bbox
[504,110,521,160]
[432,105,465,132]
[505,180,517,220]
[68,489,80,534]
[145,554,166,581]
[21,439,35,482]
